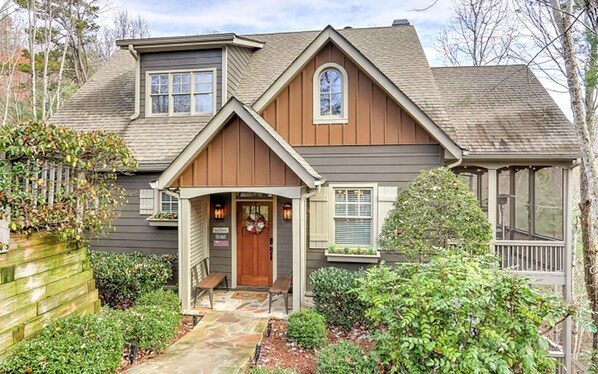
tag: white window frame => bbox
[313,62,349,125]
[159,191,178,214]
[145,68,217,117]
[328,183,378,247]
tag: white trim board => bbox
[251,25,462,160]
[157,98,321,189]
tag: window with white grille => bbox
[160,192,178,213]
[333,188,372,246]
[148,70,215,116]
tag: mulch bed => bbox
[116,315,196,372]
[253,319,375,374]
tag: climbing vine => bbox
[0,122,137,242]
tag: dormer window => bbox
[147,69,215,116]
[313,63,348,124]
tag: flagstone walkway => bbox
[123,311,269,374]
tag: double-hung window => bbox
[148,70,215,116]
[333,188,372,246]
[160,192,178,214]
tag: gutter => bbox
[128,45,140,121]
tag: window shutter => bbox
[139,189,154,215]
[309,186,329,248]
[376,186,398,239]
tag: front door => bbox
[237,201,273,287]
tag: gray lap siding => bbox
[297,144,444,290]
[90,172,178,256]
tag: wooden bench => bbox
[268,272,292,314]
[192,257,228,309]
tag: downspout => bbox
[128,44,140,121]
[447,150,467,169]
[299,182,322,305]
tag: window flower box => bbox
[147,212,178,227]
[324,245,381,263]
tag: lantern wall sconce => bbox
[282,203,292,221]
[213,203,225,220]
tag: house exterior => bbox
[51,20,579,370]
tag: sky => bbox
[98,0,572,117]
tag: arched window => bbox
[313,63,348,124]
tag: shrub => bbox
[90,251,172,308]
[356,253,576,373]
[286,309,327,349]
[1,313,124,374]
[136,289,181,311]
[378,167,492,260]
[247,368,297,374]
[316,340,378,374]
[310,267,367,329]
[109,290,182,351]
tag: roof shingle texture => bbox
[432,66,578,155]
[50,26,578,165]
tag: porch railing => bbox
[494,240,565,273]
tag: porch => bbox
[456,160,576,371]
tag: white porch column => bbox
[487,168,498,241]
[178,197,192,311]
[292,197,302,311]
[563,167,573,371]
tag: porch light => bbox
[214,203,225,220]
[282,203,292,221]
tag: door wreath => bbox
[245,212,266,235]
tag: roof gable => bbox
[247,26,462,159]
[158,98,323,189]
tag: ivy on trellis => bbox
[0,122,137,242]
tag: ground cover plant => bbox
[316,340,377,374]
[378,167,492,260]
[90,251,172,308]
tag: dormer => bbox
[117,34,263,120]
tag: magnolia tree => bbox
[357,253,581,373]
[378,167,492,261]
[0,122,137,242]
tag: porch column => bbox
[178,197,192,311]
[292,197,302,311]
[563,167,573,371]
[487,168,498,241]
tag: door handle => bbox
[269,247,273,260]
[269,238,273,260]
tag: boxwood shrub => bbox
[310,267,367,330]
[110,290,183,351]
[90,251,172,308]
[316,340,378,374]
[1,313,124,374]
[286,309,327,349]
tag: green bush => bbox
[90,251,172,308]
[356,253,575,373]
[316,340,378,374]
[378,167,492,261]
[110,291,182,351]
[247,368,297,374]
[1,313,124,374]
[136,289,181,312]
[286,309,327,349]
[310,267,367,330]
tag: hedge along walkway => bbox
[123,311,268,374]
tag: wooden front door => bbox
[237,201,273,287]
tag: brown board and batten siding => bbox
[90,173,178,256]
[227,46,252,99]
[261,43,437,147]
[297,144,444,187]
[173,115,302,187]
[139,49,223,118]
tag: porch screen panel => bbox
[334,188,372,246]
[534,167,563,240]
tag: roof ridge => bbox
[242,24,402,38]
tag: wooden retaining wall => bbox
[0,234,100,358]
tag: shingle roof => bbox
[50,26,578,166]
[431,66,579,155]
